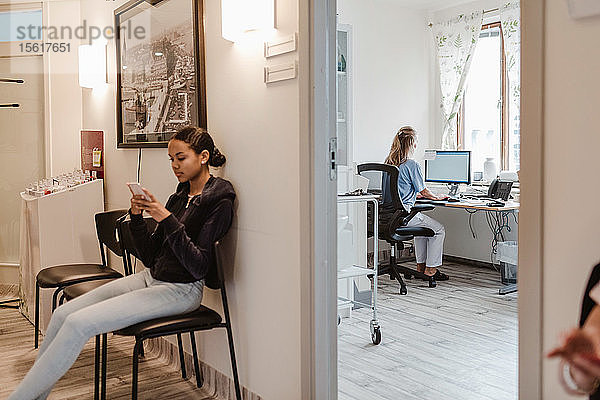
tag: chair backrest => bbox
[118,216,158,275]
[95,209,128,266]
[213,240,235,328]
[213,241,227,289]
[357,163,407,214]
[357,163,411,241]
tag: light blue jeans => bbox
[8,268,204,400]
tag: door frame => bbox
[303,0,545,398]
[300,0,338,399]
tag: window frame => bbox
[458,22,510,171]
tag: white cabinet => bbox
[336,24,352,167]
[19,179,104,332]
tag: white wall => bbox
[541,1,600,398]
[79,0,303,398]
[337,0,431,163]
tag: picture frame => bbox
[114,0,206,148]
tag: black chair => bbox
[96,239,241,400]
[358,163,437,295]
[60,216,158,304]
[34,209,127,348]
[60,216,157,400]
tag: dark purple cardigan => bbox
[129,176,235,284]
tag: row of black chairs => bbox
[34,210,241,400]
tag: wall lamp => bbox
[78,41,107,89]
[221,0,275,42]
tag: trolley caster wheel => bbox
[428,279,437,288]
[371,327,382,345]
[400,286,407,295]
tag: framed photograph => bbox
[114,0,206,148]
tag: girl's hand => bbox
[130,194,143,215]
[548,328,600,361]
[130,188,172,222]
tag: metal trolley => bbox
[337,193,381,345]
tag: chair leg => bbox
[189,332,202,388]
[51,287,62,312]
[389,245,407,295]
[94,335,100,400]
[225,324,242,400]
[135,335,145,358]
[34,282,40,349]
[132,340,143,400]
[101,333,107,400]
[176,333,187,379]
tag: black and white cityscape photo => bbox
[115,0,205,147]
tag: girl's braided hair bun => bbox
[171,126,226,167]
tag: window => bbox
[459,23,520,174]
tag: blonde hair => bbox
[384,126,417,166]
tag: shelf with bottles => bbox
[24,169,99,197]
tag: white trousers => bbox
[405,212,445,268]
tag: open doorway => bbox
[333,1,521,399]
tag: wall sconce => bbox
[78,42,107,89]
[221,0,275,42]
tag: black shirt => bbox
[129,176,235,284]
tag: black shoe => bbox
[430,270,449,281]
[421,269,449,281]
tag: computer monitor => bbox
[424,150,471,185]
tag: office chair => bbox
[34,209,127,348]
[357,163,437,295]
[94,235,242,400]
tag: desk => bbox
[415,198,519,295]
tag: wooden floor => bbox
[0,285,215,400]
[338,260,518,400]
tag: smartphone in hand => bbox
[127,182,151,201]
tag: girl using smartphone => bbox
[9,127,235,400]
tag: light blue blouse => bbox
[382,159,426,210]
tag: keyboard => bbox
[415,197,459,204]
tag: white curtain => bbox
[432,12,483,150]
[500,2,520,167]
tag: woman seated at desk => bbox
[384,126,449,281]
